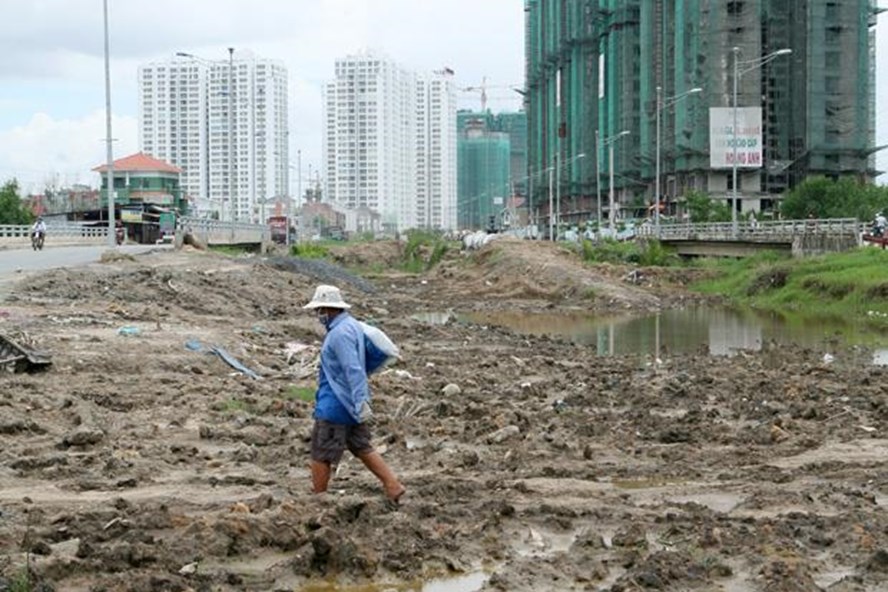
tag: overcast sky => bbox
[0,0,886,195]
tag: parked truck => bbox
[268,216,288,244]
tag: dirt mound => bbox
[327,240,405,270]
[430,238,661,311]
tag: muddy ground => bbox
[1,238,888,592]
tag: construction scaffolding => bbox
[457,115,511,230]
[524,0,880,225]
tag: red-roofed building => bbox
[93,152,186,243]
[93,152,186,214]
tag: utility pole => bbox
[102,0,115,247]
[595,130,601,237]
[297,149,302,242]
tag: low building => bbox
[93,153,186,243]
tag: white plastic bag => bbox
[359,321,400,374]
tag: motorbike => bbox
[31,230,45,251]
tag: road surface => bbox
[0,244,171,286]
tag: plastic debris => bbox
[117,326,141,337]
[210,345,261,380]
[185,339,206,353]
[184,339,260,380]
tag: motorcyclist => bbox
[874,212,887,237]
[31,217,47,238]
[115,219,125,245]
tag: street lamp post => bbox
[548,165,555,241]
[554,153,559,235]
[295,149,302,243]
[595,130,601,236]
[550,152,586,241]
[602,130,630,237]
[655,86,701,237]
[731,47,791,235]
[102,0,115,247]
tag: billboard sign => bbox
[709,107,762,169]
[121,208,142,223]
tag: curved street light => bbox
[655,86,702,237]
[731,47,792,236]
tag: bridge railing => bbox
[637,218,864,240]
[178,217,269,245]
[0,223,110,247]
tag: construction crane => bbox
[460,77,522,112]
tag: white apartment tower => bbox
[138,52,288,222]
[416,70,458,229]
[324,52,456,231]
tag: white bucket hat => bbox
[303,284,351,310]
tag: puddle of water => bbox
[609,479,745,513]
[299,571,488,592]
[768,438,888,469]
[200,551,291,580]
[512,526,576,557]
[665,492,746,514]
[412,312,454,325]
[455,307,888,361]
[423,571,488,592]
[813,566,857,589]
[611,477,685,490]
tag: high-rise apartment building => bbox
[138,52,288,222]
[416,72,458,230]
[524,0,879,225]
[324,52,456,232]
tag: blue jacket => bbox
[314,312,368,425]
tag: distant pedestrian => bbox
[303,284,405,503]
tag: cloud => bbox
[0,111,137,193]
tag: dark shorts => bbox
[311,419,374,465]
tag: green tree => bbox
[0,180,34,225]
[781,176,888,221]
[685,190,732,223]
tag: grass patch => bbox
[9,568,32,592]
[290,242,330,259]
[285,385,315,403]
[691,248,888,324]
[402,230,452,272]
[219,398,256,415]
[209,245,255,256]
[580,239,681,267]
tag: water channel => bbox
[414,307,888,364]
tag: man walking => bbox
[303,284,405,503]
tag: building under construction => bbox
[525,0,881,231]
[457,110,528,229]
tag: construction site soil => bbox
[1,239,887,592]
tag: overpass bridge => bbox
[636,218,864,257]
[1,218,269,250]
